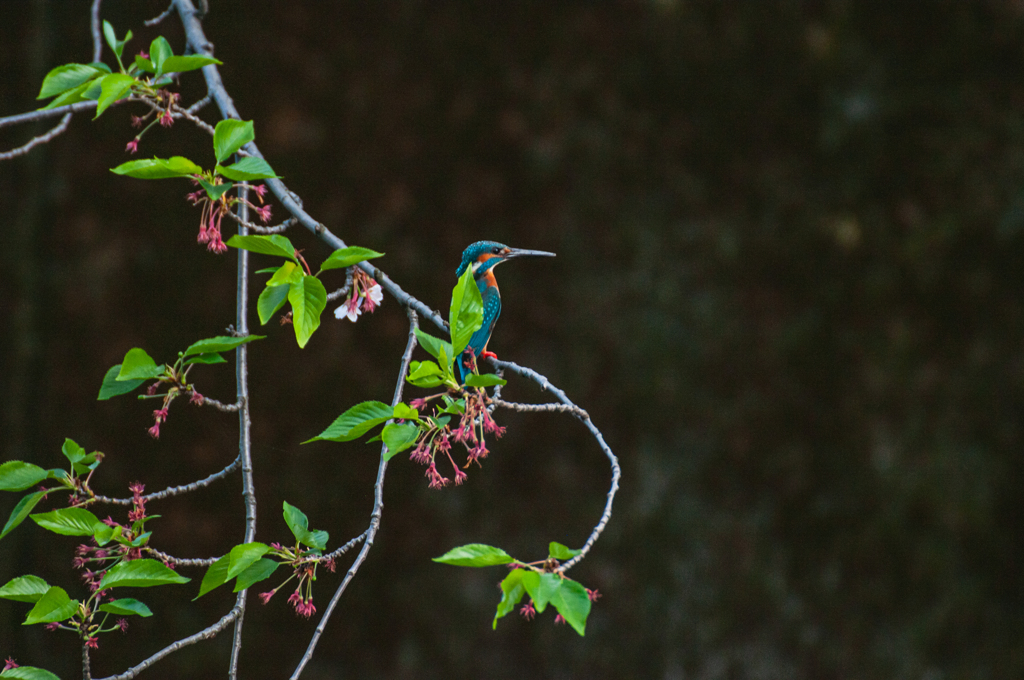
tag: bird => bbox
[454,240,556,383]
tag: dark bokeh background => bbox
[2,1,1024,678]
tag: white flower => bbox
[335,297,362,322]
[366,283,383,305]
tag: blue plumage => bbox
[454,241,555,383]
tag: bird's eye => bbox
[492,246,501,254]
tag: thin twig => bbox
[0,113,72,161]
[0,101,97,130]
[320,529,368,562]
[226,211,296,234]
[185,92,213,115]
[290,308,419,680]
[326,268,355,302]
[201,396,240,412]
[144,2,175,26]
[90,0,103,63]
[489,358,620,574]
[146,548,219,567]
[94,606,243,680]
[83,640,92,680]
[491,397,589,418]
[229,184,257,680]
[92,455,241,505]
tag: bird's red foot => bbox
[481,351,498,360]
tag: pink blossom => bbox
[253,183,268,200]
[287,589,302,611]
[554,614,566,625]
[118,618,129,633]
[159,109,173,127]
[409,398,428,409]
[44,622,59,631]
[408,442,431,466]
[321,557,336,573]
[189,389,204,406]
[85,636,99,649]
[125,139,139,154]
[152,408,169,422]
[130,115,144,128]
[259,591,274,605]
[3,658,18,671]
[297,598,316,618]
[196,223,210,244]
[146,382,160,396]
[129,482,145,496]
[147,423,160,439]
[255,204,272,223]
[361,283,383,313]
[425,462,449,490]
[586,588,601,602]
[453,467,468,486]
[519,602,536,620]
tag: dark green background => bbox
[2,1,1023,678]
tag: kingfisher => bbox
[455,240,556,383]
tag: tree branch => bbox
[0,113,72,161]
[489,358,620,574]
[90,0,103,63]
[94,606,243,680]
[289,308,420,679]
[92,455,241,505]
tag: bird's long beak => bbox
[504,247,556,260]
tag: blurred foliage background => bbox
[2,1,1023,678]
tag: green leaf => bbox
[381,423,421,461]
[37,63,105,99]
[1,491,48,541]
[149,36,172,76]
[465,373,507,388]
[98,559,190,589]
[550,577,591,636]
[99,597,153,617]
[393,403,420,421]
[233,557,279,592]
[61,439,85,463]
[289,275,327,348]
[225,234,298,262]
[93,523,120,546]
[160,54,222,73]
[0,665,62,680]
[414,329,454,364]
[183,334,264,357]
[266,261,303,287]
[23,586,78,625]
[134,54,155,73]
[98,364,145,400]
[449,268,484,358]
[216,157,279,181]
[318,246,385,272]
[111,156,203,179]
[30,508,101,537]
[432,543,514,567]
[548,541,582,561]
[493,569,526,629]
[94,73,136,118]
[0,461,49,492]
[195,554,230,599]
[116,348,165,381]
[1,666,62,680]
[406,360,444,388]
[182,353,226,366]
[227,542,271,580]
[306,401,394,443]
[521,571,561,613]
[258,285,290,325]
[198,178,233,202]
[40,81,92,109]
[0,575,51,603]
[213,119,255,163]
[282,501,328,551]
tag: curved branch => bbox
[94,606,242,680]
[90,0,103,63]
[145,548,219,568]
[0,113,72,161]
[289,308,420,679]
[92,455,241,505]
[489,358,620,574]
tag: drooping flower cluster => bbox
[406,387,504,489]
[256,544,334,619]
[334,267,384,322]
[186,181,272,255]
[124,83,179,154]
[143,370,204,439]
